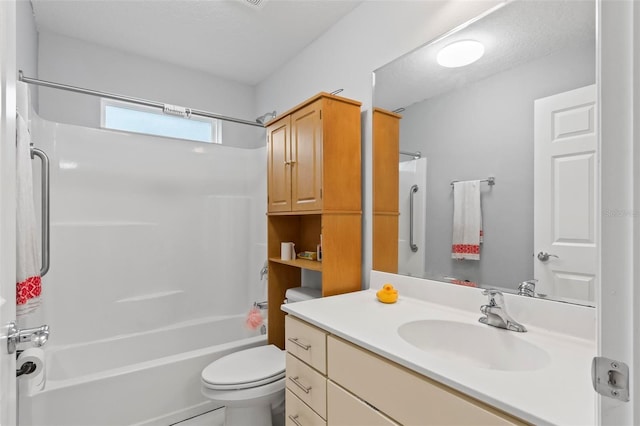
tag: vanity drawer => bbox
[327,336,527,426]
[285,316,327,373]
[286,353,327,419]
[286,389,326,426]
[327,380,399,426]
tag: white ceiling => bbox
[374,0,596,111]
[31,0,363,86]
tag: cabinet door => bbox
[328,381,399,426]
[268,117,292,212]
[291,100,323,211]
[328,336,526,426]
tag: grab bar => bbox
[409,184,418,253]
[30,147,50,277]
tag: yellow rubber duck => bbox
[376,283,398,304]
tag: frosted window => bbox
[102,101,221,143]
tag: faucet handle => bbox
[518,279,538,297]
[482,289,504,306]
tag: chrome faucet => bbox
[479,289,527,332]
[518,279,538,297]
[259,261,268,281]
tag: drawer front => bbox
[327,336,526,426]
[327,380,399,426]
[285,316,327,373]
[286,353,327,419]
[286,389,326,426]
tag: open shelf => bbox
[269,257,322,272]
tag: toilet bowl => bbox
[201,344,285,426]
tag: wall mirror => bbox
[372,0,597,306]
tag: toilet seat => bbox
[202,345,285,391]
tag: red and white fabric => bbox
[451,180,483,260]
[16,113,42,316]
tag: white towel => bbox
[16,113,42,316]
[451,180,483,260]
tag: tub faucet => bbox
[518,279,538,297]
[479,289,527,333]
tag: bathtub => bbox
[18,315,266,426]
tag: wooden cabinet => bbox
[372,108,401,273]
[284,316,528,426]
[268,95,361,214]
[267,93,362,349]
[268,101,323,212]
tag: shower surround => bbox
[18,111,268,425]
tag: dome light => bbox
[436,40,485,68]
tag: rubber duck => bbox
[376,283,398,304]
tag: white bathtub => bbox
[19,315,266,426]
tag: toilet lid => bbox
[202,345,285,390]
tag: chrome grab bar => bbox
[30,147,50,277]
[409,184,418,252]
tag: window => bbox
[101,99,221,143]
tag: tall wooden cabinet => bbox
[266,93,362,349]
[372,107,401,273]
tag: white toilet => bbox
[201,287,321,426]
[201,344,286,426]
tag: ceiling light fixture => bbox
[436,40,485,68]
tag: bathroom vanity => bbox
[282,271,596,425]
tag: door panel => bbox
[268,117,292,212]
[534,84,597,303]
[291,102,322,211]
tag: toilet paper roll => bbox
[17,347,46,393]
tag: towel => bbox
[451,180,483,260]
[16,113,42,316]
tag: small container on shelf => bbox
[297,251,318,261]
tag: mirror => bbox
[372,0,596,306]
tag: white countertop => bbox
[282,281,596,425]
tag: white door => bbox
[0,0,17,424]
[534,85,597,304]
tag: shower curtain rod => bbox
[400,150,421,159]
[18,71,265,128]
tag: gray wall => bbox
[399,42,595,289]
[37,32,263,148]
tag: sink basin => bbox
[398,319,550,371]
